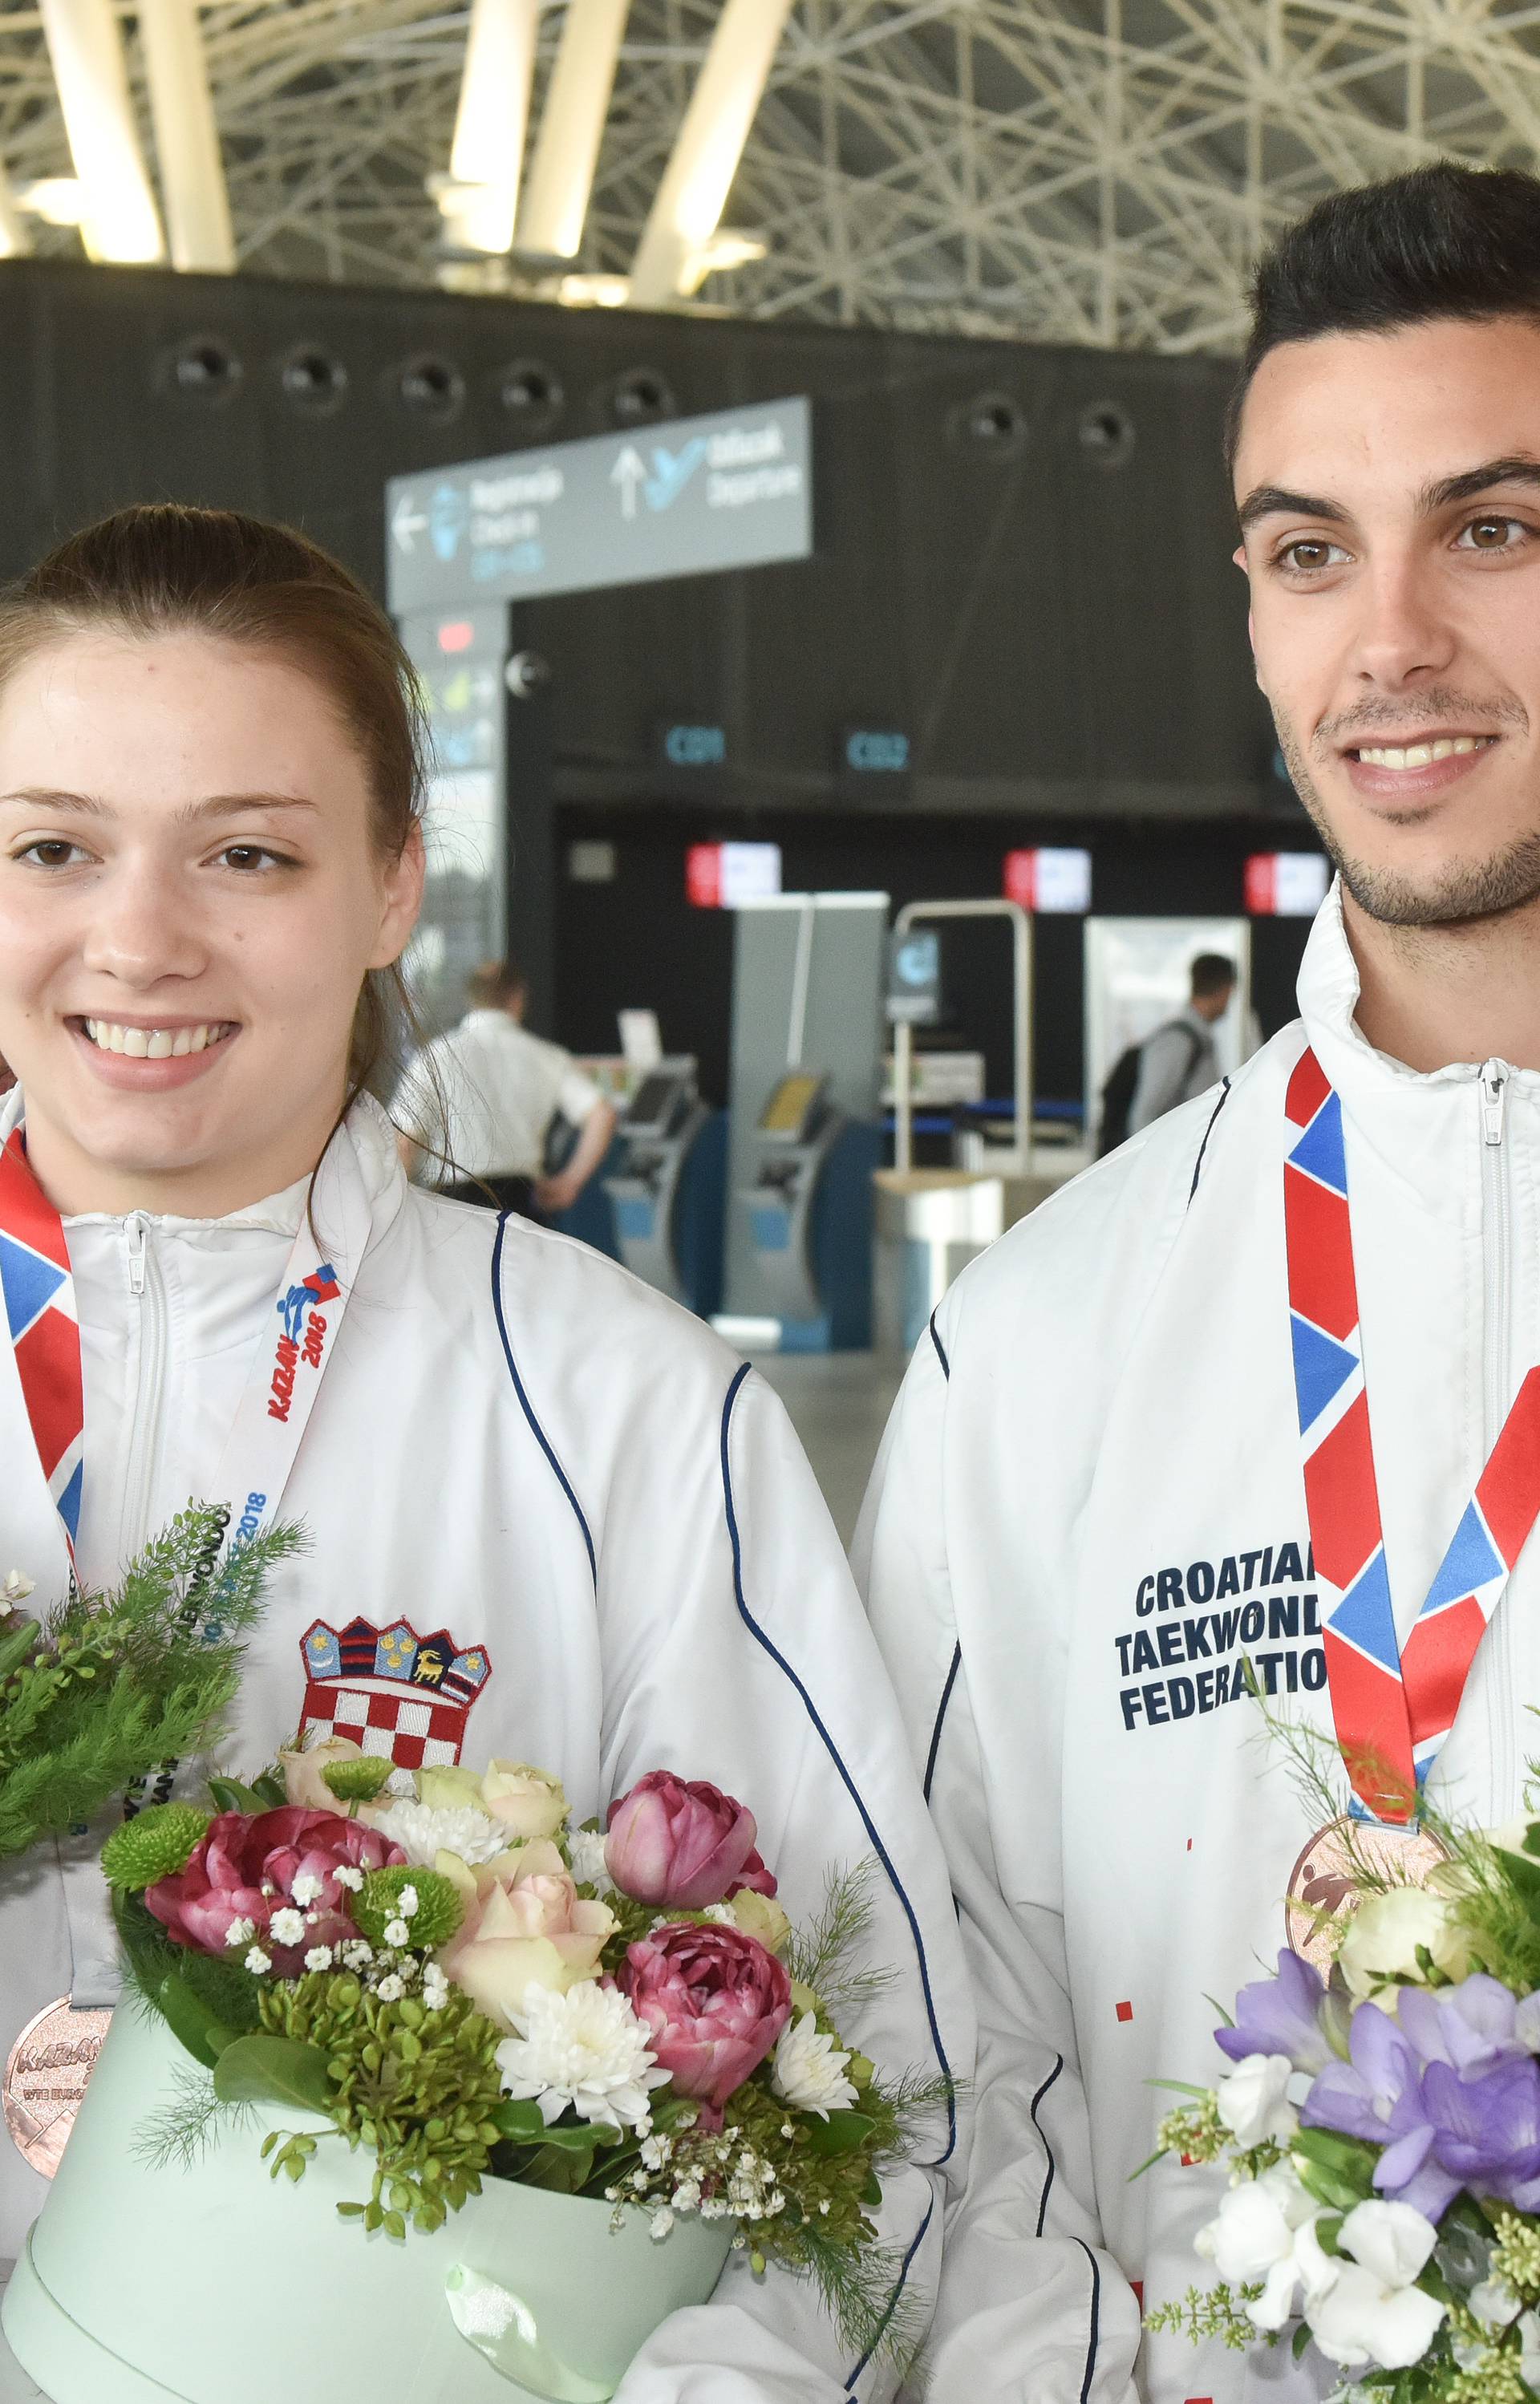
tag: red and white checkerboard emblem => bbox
[298,1615,492,1775]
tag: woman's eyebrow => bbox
[0,788,318,821]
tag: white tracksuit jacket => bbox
[858,883,1540,2404]
[0,1088,971,2404]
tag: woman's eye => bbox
[215,844,290,873]
[1458,517,1530,553]
[1276,538,1348,576]
[14,839,89,868]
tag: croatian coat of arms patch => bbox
[298,1617,492,1774]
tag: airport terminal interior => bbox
[5,7,1540,2386]
[0,0,1522,1532]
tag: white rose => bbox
[1335,1884,1472,1999]
[1214,2053,1299,2147]
[1304,2202,1445,2371]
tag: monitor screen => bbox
[759,1072,822,1138]
[627,1073,678,1126]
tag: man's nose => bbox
[1346,553,1458,691]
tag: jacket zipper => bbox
[120,1213,168,1569]
[1480,1060,1514,1813]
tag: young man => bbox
[1126,953,1238,1137]
[857,162,1540,2402]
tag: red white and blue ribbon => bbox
[1286,1047,1540,1822]
[0,1114,368,1593]
[0,1129,84,1567]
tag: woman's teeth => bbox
[1356,736,1489,770]
[83,1020,228,1059]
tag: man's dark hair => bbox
[1225,163,1540,472]
[466,957,526,1011]
[1190,953,1236,1001]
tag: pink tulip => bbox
[605,1772,776,1910]
[615,1921,792,2111]
[144,1806,403,1973]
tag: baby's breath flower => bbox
[245,1946,273,1975]
[304,1945,334,1973]
[383,1918,410,1948]
[375,1973,406,2002]
[269,1907,306,1946]
[225,1916,256,1948]
[333,1866,364,1894]
[290,1873,323,1907]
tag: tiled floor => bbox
[753,1350,906,1550]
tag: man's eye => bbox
[1459,517,1529,553]
[1276,539,1348,575]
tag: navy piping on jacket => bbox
[922,1646,962,1805]
[719,1360,957,2386]
[843,2200,933,2393]
[1074,2240,1102,2404]
[1187,1076,1232,1203]
[1031,2055,1064,2236]
[921,1312,960,1807]
[490,1214,598,1585]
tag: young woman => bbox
[0,506,967,2400]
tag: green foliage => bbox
[102,1802,210,1891]
[114,1887,264,2042]
[213,2033,335,2116]
[1290,2126,1379,2214]
[784,1863,894,2024]
[1146,2283,1263,2351]
[257,1969,507,2238]
[351,1865,463,1951]
[0,1508,303,1860]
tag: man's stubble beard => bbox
[1274,716,1540,932]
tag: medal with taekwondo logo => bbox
[1281,1047,1540,1948]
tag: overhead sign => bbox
[658,721,727,770]
[1246,852,1330,917]
[841,728,910,776]
[686,842,782,909]
[386,396,813,613]
[1004,847,1092,914]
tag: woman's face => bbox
[0,629,423,1215]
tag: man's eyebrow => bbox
[1418,455,1540,510]
[1237,485,1352,533]
[0,788,318,822]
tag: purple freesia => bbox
[1396,1976,1529,2079]
[1420,2053,1540,2211]
[1302,2001,1463,2222]
[1217,1948,1334,2074]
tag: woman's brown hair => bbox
[0,502,430,1123]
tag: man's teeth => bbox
[1356,736,1488,770]
[83,1020,226,1059]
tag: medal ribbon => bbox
[1286,1047,1540,1822]
[0,1117,370,1590]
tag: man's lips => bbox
[1339,734,1501,802]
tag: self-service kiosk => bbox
[715,895,887,1352]
[601,1059,726,1317]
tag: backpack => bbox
[1096,1020,1203,1157]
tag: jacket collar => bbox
[0,1086,407,1243]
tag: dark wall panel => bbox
[0,256,1279,821]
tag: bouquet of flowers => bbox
[0,1505,298,1860]
[101,1741,943,2366]
[1152,1787,1540,2399]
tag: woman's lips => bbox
[67,1018,239,1092]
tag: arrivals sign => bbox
[386,396,813,613]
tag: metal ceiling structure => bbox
[2,0,1540,355]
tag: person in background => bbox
[1125,951,1236,1134]
[398,957,617,1219]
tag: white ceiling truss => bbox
[3,0,1540,355]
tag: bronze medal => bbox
[2,1997,111,2177]
[1285,1816,1447,1972]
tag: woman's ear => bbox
[371,820,426,970]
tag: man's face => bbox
[1233,316,1540,927]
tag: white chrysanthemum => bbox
[772,2013,859,2120]
[566,1826,613,1892]
[496,1980,670,2131]
[369,1798,506,1869]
